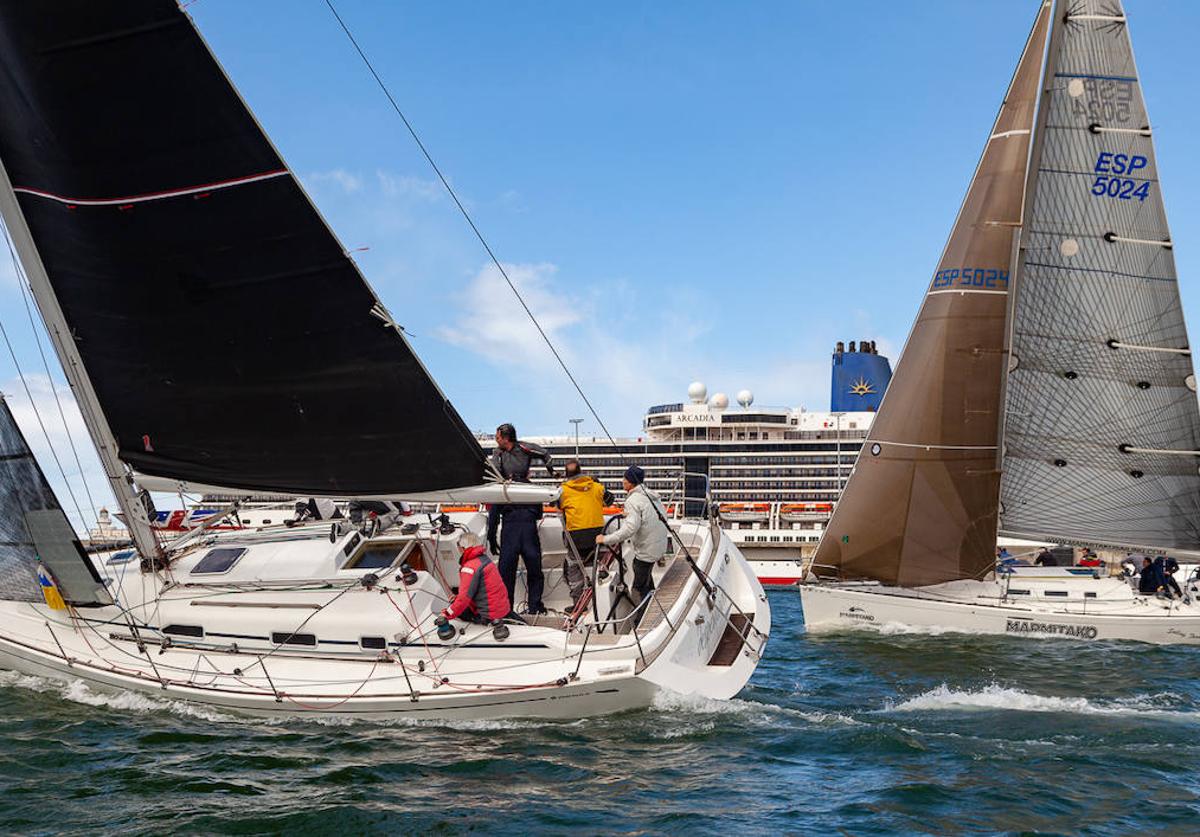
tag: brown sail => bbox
[812,1,1050,587]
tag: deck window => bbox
[106,550,136,565]
[192,547,247,575]
[163,624,204,638]
[1044,590,1068,597]
[347,543,406,570]
[271,632,317,647]
[360,636,387,650]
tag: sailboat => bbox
[800,0,1200,644]
[0,0,769,717]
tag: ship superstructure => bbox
[482,341,892,582]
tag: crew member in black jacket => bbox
[486,423,555,614]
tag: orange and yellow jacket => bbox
[557,476,609,531]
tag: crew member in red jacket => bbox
[441,533,512,623]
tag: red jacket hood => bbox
[460,544,487,564]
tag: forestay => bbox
[0,1,485,497]
[812,3,1052,587]
[1000,0,1200,551]
[0,398,109,606]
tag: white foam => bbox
[0,670,236,722]
[652,688,863,728]
[887,683,1200,722]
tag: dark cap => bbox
[624,465,645,485]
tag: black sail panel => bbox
[0,1,485,495]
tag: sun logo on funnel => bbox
[849,377,875,396]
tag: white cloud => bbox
[304,168,363,194]
[376,170,443,201]
[439,262,580,369]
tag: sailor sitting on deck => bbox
[440,533,512,625]
[1162,557,1184,600]
[595,465,670,610]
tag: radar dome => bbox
[688,381,707,403]
[736,389,754,408]
[710,392,729,411]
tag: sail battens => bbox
[1107,340,1191,355]
[12,169,289,207]
[1065,14,1126,23]
[875,440,999,451]
[1001,0,1200,552]
[1119,446,1200,457]
[991,129,1032,140]
[1053,72,1137,82]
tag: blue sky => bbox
[2,1,1199,529]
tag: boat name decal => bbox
[1005,618,1098,639]
[839,607,876,623]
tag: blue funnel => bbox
[831,340,892,412]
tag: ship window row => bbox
[713,492,837,501]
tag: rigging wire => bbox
[11,247,101,531]
[0,221,93,534]
[321,0,626,461]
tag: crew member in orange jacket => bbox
[441,533,512,624]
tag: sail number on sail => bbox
[930,268,1009,290]
[1091,152,1151,202]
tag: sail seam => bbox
[926,289,1008,297]
[874,440,998,451]
[12,170,289,207]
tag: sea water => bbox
[1,590,1197,834]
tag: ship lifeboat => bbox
[779,502,833,522]
[718,502,771,523]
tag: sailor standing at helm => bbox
[596,465,669,611]
[486,423,555,614]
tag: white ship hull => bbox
[800,569,1200,645]
[0,518,769,719]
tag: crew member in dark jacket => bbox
[486,423,554,614]
[1138,556,1162,594]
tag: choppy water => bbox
[2,590,1198,835]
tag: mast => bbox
[0,161,161,560]
[997,0,1065,485]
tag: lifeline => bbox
[1005,619,1098,639]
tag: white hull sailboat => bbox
[0,505,768,719]
[801,0,1200,643]
[0,1,769,717]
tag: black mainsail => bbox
[0,1,485,498]
[1000,0,1200,551]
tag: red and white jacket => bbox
[442,544,511,622]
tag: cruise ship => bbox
[481,341,892,584]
